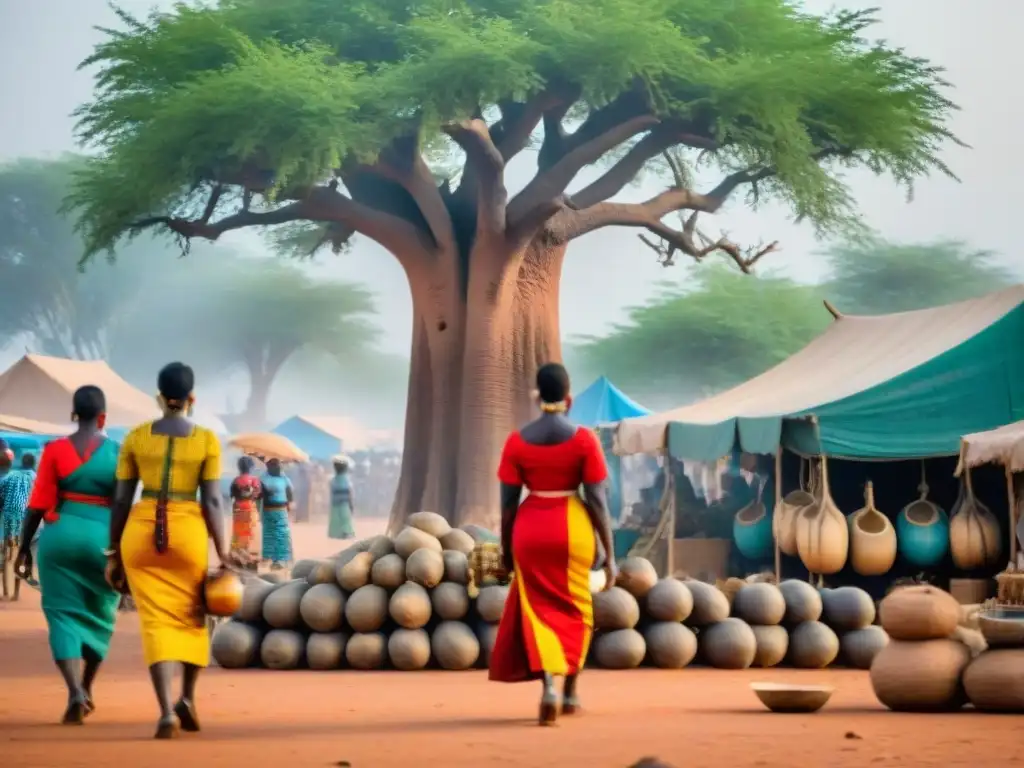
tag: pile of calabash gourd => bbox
[590,557,889,671]
[870,585,1024,712]
[211,512,511,672]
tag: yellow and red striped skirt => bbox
[489,493,595,682]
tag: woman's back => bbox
[501,428,603,492]
[122,422,218,495]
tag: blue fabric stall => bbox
[572,377,651,522]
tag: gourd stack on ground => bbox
[588,558,887,671]
[870,586,973,711]
[212,512,508,671]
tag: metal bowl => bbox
[751,682,834,713]
[977,607,1024,648]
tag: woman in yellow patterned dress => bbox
[105,362,230,739]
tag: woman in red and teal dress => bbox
[14,386,121,724]
[489,363,617,725]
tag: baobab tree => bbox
[67,0,959,531]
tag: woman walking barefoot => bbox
[106,362,231,739]
[488,363,617,725]
[14,386,121,724]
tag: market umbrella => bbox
[227,432,309,463]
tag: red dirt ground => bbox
[1,522,1016,767]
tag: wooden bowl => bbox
[750,682,834,713]
[977,607,1024,648]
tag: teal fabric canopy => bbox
[572,376,651,428]
[616,286,1024,461]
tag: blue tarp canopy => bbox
[572,376,651,428]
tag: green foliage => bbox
[0,156,388,418]
[68,0,959,256]
[571,265,830,407]
[570,238,1019,407]
[821,237,1017,315]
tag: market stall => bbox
[958,419,1024,565]
[0,353,157,428]
[614,285,1024,586]
[571,376,652,529]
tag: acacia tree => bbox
[571,267,829,408]
[125,259,381,429]
[822,237,1016,315]
[67,0,958,530]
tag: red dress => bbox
[489,427,609,683]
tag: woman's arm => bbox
[110,433,139,551]
[499,483,521,572]
[199,431,228,564]
[581,481,614,570]
[580,430,616,582]
[496,434,523,573]
[19,444,58,554]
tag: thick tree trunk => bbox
[243,371,272,430]
[386,236,566,533]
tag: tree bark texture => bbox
[386,236,565,534]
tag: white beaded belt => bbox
[529,490,576,498]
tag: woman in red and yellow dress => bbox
[489,362,617,725]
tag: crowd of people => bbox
[0,359,617,736]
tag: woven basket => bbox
[467,542,509,597]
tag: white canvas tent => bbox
[0,354,158,428]
[959,421,1024,474]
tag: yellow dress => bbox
[116,422,222,667]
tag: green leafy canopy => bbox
[67,0,960,258]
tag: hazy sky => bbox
[2,0,1021,361]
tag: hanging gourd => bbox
[734,476,774,561]
[848,481,897,577]
[896,462,949,569]
[949,468,1002,571]
[774,459,815,557]
[796,457,848,575]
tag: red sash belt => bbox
[44,492,113,523]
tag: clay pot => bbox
[751,625,789,668]
[778,579,823,624]
[643,622,697,669]
[733,478,773,561]
[795,457,848,575]
[963,649,1024,711]
[684,580,730,626]
[847,482,897,577]
[700,618,757,669]
[787,621,839,669]
[879,585,960,641]
[949,470,1002,571]
[593,628,646,669]
[896,466,949,569]
[869,639,970,712]
[840,626,889,669]
[821,586,876,632]
[731,583,786,626]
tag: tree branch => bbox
[507,114,659,229]
[131,184,430,260]
[560,147,848,242]
[570,124,717,209]
[442,118,507,236]
[638,212,780,273]
[538,85,652,171]
[493,85,580,163]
